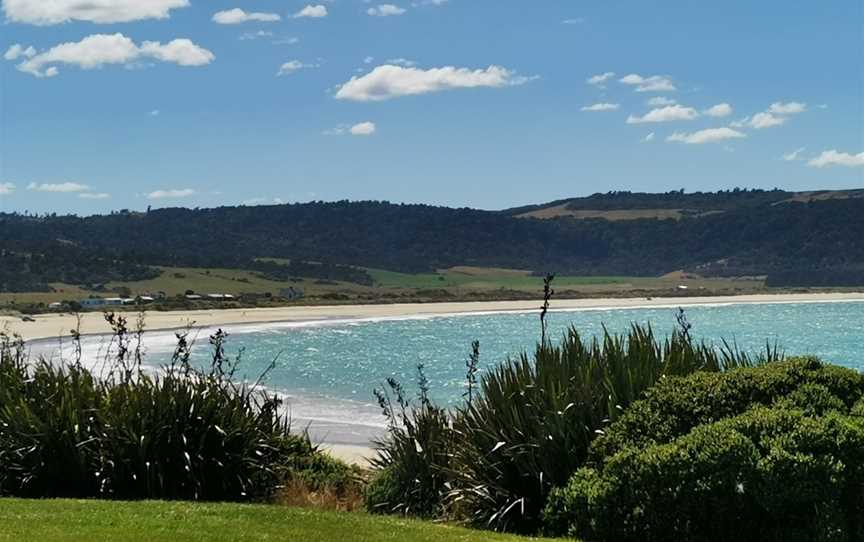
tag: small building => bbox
[207,294,235,300]
[185,294,203,300]
[279,287,305,300]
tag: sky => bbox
[0,0,862,214]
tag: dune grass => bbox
[0,499,559,542]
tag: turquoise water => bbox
[60,301,864,443]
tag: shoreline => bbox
[3,291,864,343]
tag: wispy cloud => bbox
[703,103,732,117]
[0,182,15,195]
[367,4,407,16]
[581,103,619,112]
[667,127,746,145]
[79,192,111,200]
[619,73,675,92]
[276,60,319,76]
[27,182,89,192]
[782,147,806,161]
[587,72,614,86]
[212,8,280,24]
[147,188,196,200]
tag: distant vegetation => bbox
[2,188,863,295]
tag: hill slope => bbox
[2,189,863,291]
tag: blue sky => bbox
[0,0,861,214]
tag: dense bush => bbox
[0,319,352,502]
[365,367,456,518]
[545,359,864,541]
[366,321,778,533]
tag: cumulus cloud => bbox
[335,64,533,101]
[808,150,864,168]
[619,73,675,92]
[4,44,36,61]
[10,34,214,78]
[147,188,196,200]
[350,122,377,135]
[2,0,189,25]
[768,102,807,115]
[626,104,697,124]
[704,103,732,117]
[367,4,406,16]
[667,127,746,145]
[293,5,327,18]
[0,182,14,195]
[782,148,806,161]
[581,103,619,112]
[748,112,786,129]
[79,192,111,200]
[587,72,614,85]
[27,182,89,192]
[212,8,280,24]
[276,60,318,76]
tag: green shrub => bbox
[445,325,772,533]
[0,320,345,502]
[365,367,456,518]
[546,362,864,541]
[591,357,864,461]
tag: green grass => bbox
[365,268,634,290]
[0,499,559,542]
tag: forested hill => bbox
[2,189,864,291]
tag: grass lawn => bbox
[0,499,559,542]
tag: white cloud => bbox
[667,127,746,145]
[0,182,14,195]
[704,103,732,117]
[782,147,805,161]
[27,182,89,192]
[350,121,376,136]
[619,73,675,92]
[367,4,406,16]
[748,112,786,129]
[626,104,698,124]
[647,96,676,107]
[768,101,806,115]
[148,109,160,116]
[386,57,416,67]
[239,31,274,41]
[808,150,864,168]
[562,18,584,24]
[276,60,317,76]
[272,36,300,45]
[4,44,36,61]
[293,5,327,18]
[587,71,614,85]
[79,192,111,200]
[11,34,214,78]
[147,188,196,200]
[363,56,375,64]
[213,8,280,24]
[643,132,655,142]
[580,103,619,112]
[3,0,189,25]
[335,64,533,101]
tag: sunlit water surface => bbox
[36,301,864,445]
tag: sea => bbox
[34,300,864,446]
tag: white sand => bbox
[3,292,864,342]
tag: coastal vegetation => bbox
[1,282,863,540]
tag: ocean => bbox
[39,300,864,445]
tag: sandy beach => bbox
[3,292,864,343]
